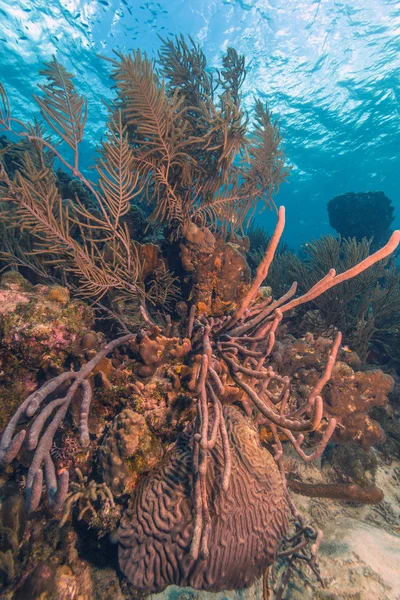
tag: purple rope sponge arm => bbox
[0,333,135,511]
[280,230,400,314]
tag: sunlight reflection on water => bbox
[0,0,399,246]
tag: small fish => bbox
[341,345,353,353]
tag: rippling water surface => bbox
[1,0,399,246]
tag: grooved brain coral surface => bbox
[1,0,399,249]
[117,406,289,593]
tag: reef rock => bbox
[117,406,289,594]
[180,222,250,314]
[0,272,94,369]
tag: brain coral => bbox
[117,406,289,593]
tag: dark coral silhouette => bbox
[328,191,394,251]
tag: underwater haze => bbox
[1,0,400,247]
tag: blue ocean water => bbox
[0,0,399,248]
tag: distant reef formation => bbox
[328,191,395,251]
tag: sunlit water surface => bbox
[1,0,399,247]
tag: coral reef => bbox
[0,33,399,600]
[0,271,95,436]
[0,493,25,586]
[328,191,394,251]
[0,272,94,370]
[325,365,392,449]
[0,37,288,326]
[0,204,397,598]
[0,480,94,597]
[54,168,94,208]
[180,221,251,312]
[0,333,137,513]
[59,467,121,536]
